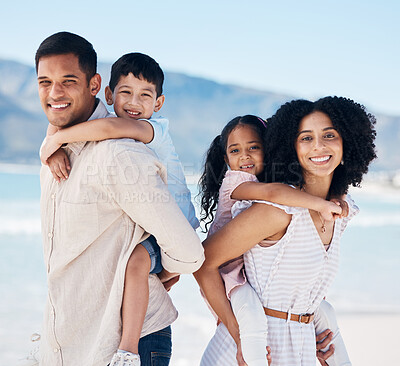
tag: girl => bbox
[196,113,357,365]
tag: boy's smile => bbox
[105,73,165,120]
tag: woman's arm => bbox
[194,203,290,346]
[232,182,342,221]
[41,117,154,164]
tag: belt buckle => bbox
[298,313,308,324]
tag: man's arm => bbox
[111,143,204,274]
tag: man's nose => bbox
[49,82,65,99]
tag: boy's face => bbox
[105,73,164,120]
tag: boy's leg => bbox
[230,283,268,366]
[138,326,172,366]
[314,300,352,366]
[119,243,152,354]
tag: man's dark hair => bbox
[109,53,164,97]
[35,31,97,84]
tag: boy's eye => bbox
[120,90,130,94]
[141,93,151,97]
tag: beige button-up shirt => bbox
[39,100,204,365]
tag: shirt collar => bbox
[66,99,111,156]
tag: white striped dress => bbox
[201,196,358,366]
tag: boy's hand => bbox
[318,201,342,221]
[41,135,63,165]
[330,198,349,218]
[47,149,71,182]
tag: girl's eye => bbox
[249,145,260,150]
[230,149,239,154]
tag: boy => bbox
[41,52,199,366]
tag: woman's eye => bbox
[324,133,335,139]
[300,136,312,141]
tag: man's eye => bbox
[39,80,51,85]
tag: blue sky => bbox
[2,0,399,115]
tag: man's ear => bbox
[89,73,102,96]
[154,95,165,112]
[105,86,114,105]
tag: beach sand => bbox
[336,312,399,366]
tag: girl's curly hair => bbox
[262,96,377,196]
[199,115,268,231]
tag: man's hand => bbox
[161,274,180,292]
[330,198,349,218]
[47,149,71,182]
[316,329,334,365]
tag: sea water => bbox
[0,167,399,364]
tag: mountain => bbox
[0,59,398,172]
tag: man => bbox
[34,31,204,366]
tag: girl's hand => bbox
[318,200,342,221]
[41,135,63,165]
[330,198,349,218]
[47,149,71,182]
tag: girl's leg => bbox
[119,243,152,354]
[314,300,352,366]
[230,283,268,366]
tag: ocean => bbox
[1,166,399,365]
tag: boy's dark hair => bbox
[109,53,164,97]
[199,115,268,231]
[35,31,97,85]
[264,96,377,196]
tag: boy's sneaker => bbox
[17,333,40,366]
[109,351,140,366]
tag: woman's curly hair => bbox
[262,96,377,196]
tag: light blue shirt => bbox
[146,117,199,229]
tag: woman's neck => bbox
[302,175,332,199]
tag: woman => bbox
[194,96,376,365]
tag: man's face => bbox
[37,53,100,128]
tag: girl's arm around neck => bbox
[231,182,342,221]
[194,203,290,345]
[54,117,154,145]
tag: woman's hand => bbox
[236,344,272,366]
[316,329,335,365]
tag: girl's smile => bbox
[225,124,264,176]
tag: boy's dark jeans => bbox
[138,326,172,366]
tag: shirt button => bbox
[51,194,56,199]
[53,348,59,353]
[48,232,53,238]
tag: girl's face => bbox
[225,124,264,176]
[295,111,343,180]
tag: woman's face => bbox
[295,111,343,180]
